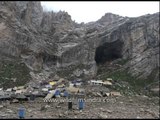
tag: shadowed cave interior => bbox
[95,40,124,65]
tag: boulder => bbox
[98,113,108,119]
[56,105,61,108]
[16,94,28,100]
[0,105,4,109]
[0,90,5,96]
[42,88,49,92]
[6,88,12,92]
[12,99,19,103]
[32,91,39,95]
[45,90,55,99]
[105,93,110,97]
[53,75,60,81]
[150,87,159,95]
[0,95,11,100]
[17,86,25,90]
[106,78,113,81]
[103,81,112,86]
[13,87,17,91]
[110,91,121,96]
[15,90,23,94]
[96,92,103,97]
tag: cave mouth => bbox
[41,52,59,66]
[95,40,124,65]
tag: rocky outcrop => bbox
[123,13,159,79]
[0,1,159,85]
[93,13,159,79]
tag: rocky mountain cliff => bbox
[0,1,159,87]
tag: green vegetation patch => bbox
[115,58,129,65]
[0,60,31,89]
[57,64,91,79]
[98,69,156,96]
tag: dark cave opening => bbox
[95,40,124,65]
[42,52,58,66]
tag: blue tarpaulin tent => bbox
[54,90,60,96]
[64,91,69,97]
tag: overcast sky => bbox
[41,2,159,23]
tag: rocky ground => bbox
[0,58,159,119]
[0,95,159,119]
[0,64,159,119]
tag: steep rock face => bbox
[0,1,94,82]
[93,13,159,79]
[94,13,159,80]
[123,13,159,79]
[0,1,159,83]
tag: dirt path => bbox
[0,95,159,119]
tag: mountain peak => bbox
[97,12,125,25]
